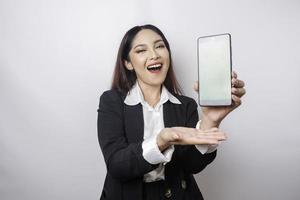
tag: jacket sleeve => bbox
[175,98,217,174]
[97,90,157,182]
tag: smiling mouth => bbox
[147,63,162,72]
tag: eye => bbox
[136,49,146,54]
[156,44,165,49]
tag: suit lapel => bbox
[163,101,179,128]
[124,103,144,143]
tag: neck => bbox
[137,80,161,107]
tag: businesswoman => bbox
[97,24,245,200]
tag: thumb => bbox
[193,81,199,92]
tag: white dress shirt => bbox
[124,82,218,182]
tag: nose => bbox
[149,48,160,60]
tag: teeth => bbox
[147,64,162,69]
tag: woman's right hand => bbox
[156,127,227,151]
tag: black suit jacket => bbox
[97,89,217,200]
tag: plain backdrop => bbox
[1,0,300,199]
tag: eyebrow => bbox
[133,39,164,49]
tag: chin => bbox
[147,80,165,87]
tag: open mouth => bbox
[147,63,162,72]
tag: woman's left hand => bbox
[194,71,246,129]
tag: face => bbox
[125,29,170,89]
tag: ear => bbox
[124,60,134,71]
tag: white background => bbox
[1,0,299,199]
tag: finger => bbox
[171,130,227,145]
[232,79,245,88]
[232,95,242,106]
[210,132,227,140]
[183,139,220,145]
[193,81,199,92]
[176,127,216,135]
[173,127,198,133]
[232,71,237,79]
[184,133,226,144]
[198,132,227,140]
[195,130,227,141]
[231,78,237,86]
[200,136,226,142]
[171,137,220,145]
[173,127,226,140]
[237,79,245,88]
[232,88,246,97]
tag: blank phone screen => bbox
[197,34,232,106]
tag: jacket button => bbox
[165,188,172,198]
[181,180,187,189]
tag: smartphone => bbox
[197,33,232,106]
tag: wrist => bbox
[200,116,220,130]
[156,129,171,152]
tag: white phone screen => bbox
[197,34,232,106]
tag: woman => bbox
[97,24,245,200]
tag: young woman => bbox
[97,24,245,200]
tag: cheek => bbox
[164,55,170,68]
[162,51,170,62]
[130,56,147,70]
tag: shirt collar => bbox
[124,82,181,106]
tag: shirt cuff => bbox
[195,144,209,154]
[195,120,218,154]
[207,144,218,153]
[142,134,174,165]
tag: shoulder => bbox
[100,89,126,102]
[98,89,127,110]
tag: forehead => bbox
[131,29,163,46]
